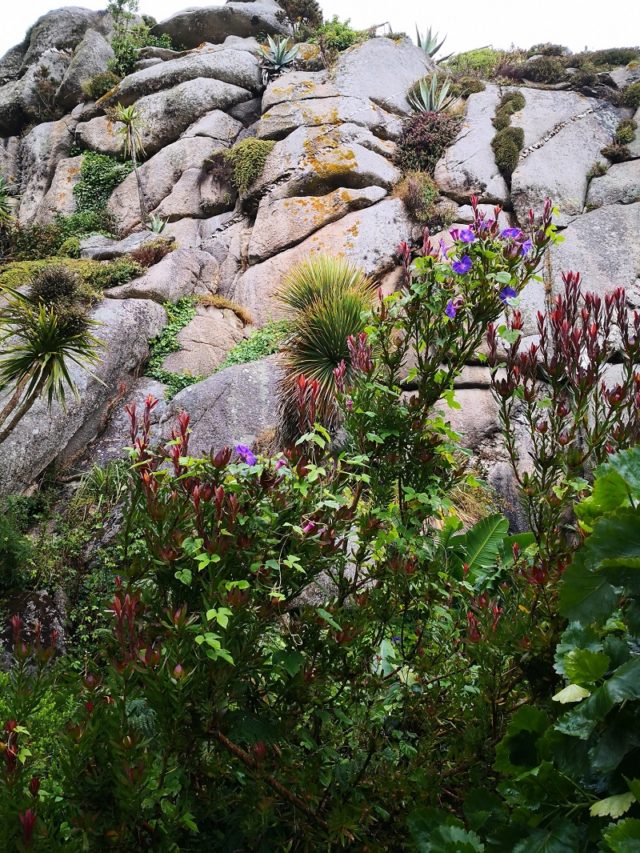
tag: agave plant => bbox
[408,74,455,113]
[149,214,167,234]
[415,25,449,59]
[261,36,300,74]
[0,290,101,443]
[276,255,375,445]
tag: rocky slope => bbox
[0,2,639,511]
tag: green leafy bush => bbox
[519,55,567,82]
[621,81,640,109]
[278,0,323,33]
[0,515,31,591]
[396,171,441,224]
[57,236,80,258]
[527,42,569,56]
[0,257,141,297]
[73,152,133,213]
[309,16,364,52]
[81,70,122,101]
[444,47,502,77]
[223,138,275,193]
[396,111,461,174]
[589,46,640,67]
[4,210,115,261]
[492,126,524,180]
[615,118,637,144]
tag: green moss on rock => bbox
[492,126,524,180]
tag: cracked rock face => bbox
[3,11,640,508]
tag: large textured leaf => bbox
[603,818,640,853]
[563,649,610,686]
[513,820,581,852]
[590,792,635,818]
[451,514,509,580]
[407,807,485,852]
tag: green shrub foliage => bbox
[223,139,275,193]
[492,126,524,180]
[73,152,133,214]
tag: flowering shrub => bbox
[395,111,461,174]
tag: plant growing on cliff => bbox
[492,126,524,181]
[415,25,449,60]
[224,138,275,194]
[408,73,455,113]
[107,0,173,76]
[81,70,122,102]
[0,290,101,444]
[73,153,133,215]
[396,111,461,174]
[278,0,323,35]
[145,297,202,398]
[260,35,300,78]
[0,175,12,231]
[111,102,148,224]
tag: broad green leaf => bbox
[558,560,617,624]
[272,649,304,677]
[575,467,629,524]
[603,818,640,852]
[627,778,640,800]
[590,792,635,818]
[451,514,509,580]
[552,684,590,704]
[563,649,610,685]
[513,821,581,853]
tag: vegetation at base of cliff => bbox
[145,298,202,399]
[396,111,462,175]
[223,139,276,194]
[3,211,116,261]
[216,320,290,372]
[73,153,133,214]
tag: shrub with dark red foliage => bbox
[128,240,173,268]
[395,111,462,175]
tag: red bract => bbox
[19,809,36,847]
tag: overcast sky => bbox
[2,0,639,58]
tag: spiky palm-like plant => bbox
[408,74,455,113]
[261,36,300,75]
[111,102,148,223]
[276,255,374,445]
[0,291,101,444]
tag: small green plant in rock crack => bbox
[145,298,202,398]
[73,152,133,214]
[216,320,290,372]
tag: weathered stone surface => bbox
[0,298,166,496]
[106,248,219,303]
[0,49,70,135]
[262,71,338,111]
[107,137,219,232]
[456,203,512,230]
[518,203,640,330]
[251,124,400,202]
[182,109,243,143]
[56,29,114,112]
[34,155,83,223]
[332,38,433,115]
[435,85,509,204]
[98,45,262,109]
[235,198,412,325]
[0,44,26,86]
[154,165,235,222]
[511,101,623,226]
[18,116,77,224]
[162,304,247,375]
[586,160,640,207]
[79,78,250,156]
[0,136,20,192]
[629,108,640,158]
[152,3,289,50]
[21,8,111,69]
[80,231,173,260]
[228,96,261,124]
[509,88,595,147]
[248,186,387,261]
[257,95,403,141]
[163,355,281,456]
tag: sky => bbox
[2,0,639,58]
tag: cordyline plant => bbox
[488,270,640,572]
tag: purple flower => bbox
[302,521,317,535]
[275,459,287,471]
[499,286,517,303]
[391,635,401,644]
[500,227,523,239]
[235,444,257,466]
[520,239,533,256]
[459,228,476,244]
[445,299,457,319]
[452,255,472,275]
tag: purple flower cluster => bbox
[235,444,257,466]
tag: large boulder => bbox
[81,77,251,156]
[0,49,70,135]
[182,109,243,144]
[97,44,263,109]
[161,303,247,376]
[586,159,640,208]
[511,100,623,226]
[20,8,111,69]
[332,37,433,115]
[18,116,78,224]
[152,3,289,50]
[262,71,340,112]
[0,298,166,496]
[250,124,400,201]
[107,137,219,232]
[55,29,115,112]
[235,198,412,325]
[80,230,173,260]
[106,248,219,303]
[248,186,387,262]
[33,155,83,223]
[257,94,403,141]
[434,85,509,205]
[509,88,595,147]
[162,355,281,456]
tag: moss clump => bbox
[493,91,526,131]
[73,152,133,214]
[621,82,640,109]
[615,119,637,145]
[397,172,440,224]
[444,47,502,77]
[81,71,122,101]
[224,139,276,193]
[520,56,566,83]
[451,77,486,98]
[492,126,524,180]
[600,143,631,164]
